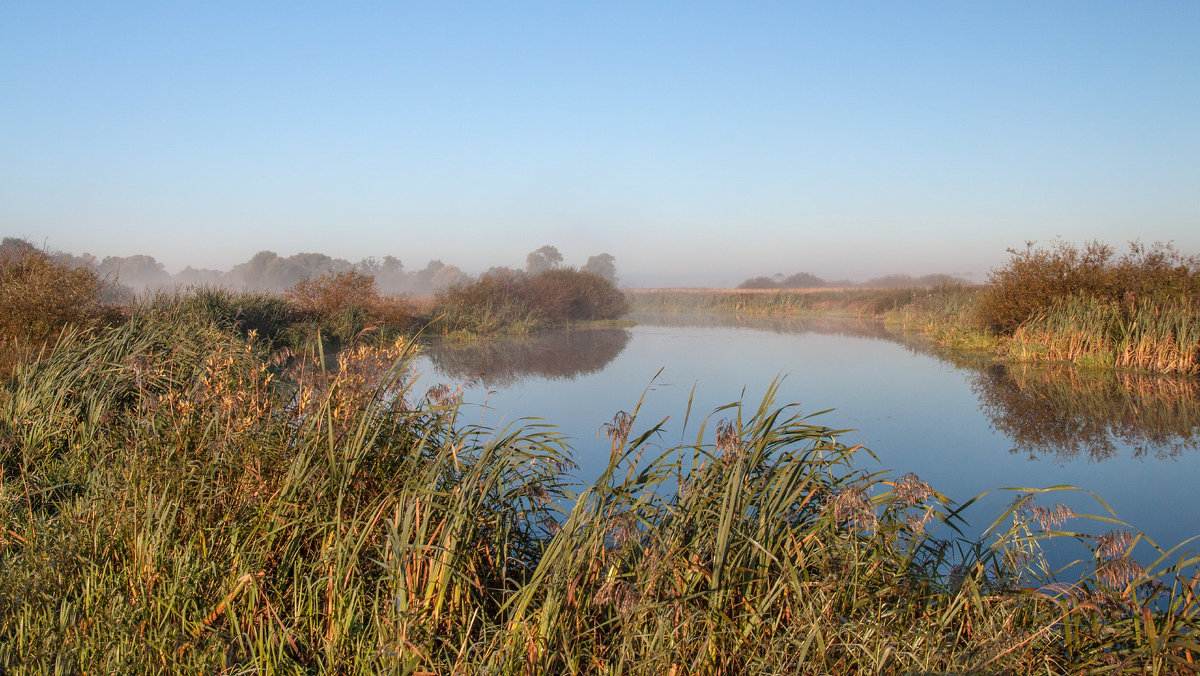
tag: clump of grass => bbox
[2,314,1198,673]
[628,285,976,321]
[144,286,301,341]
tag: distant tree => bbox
[737,276,779,290]
[375,255,407,293]
[0,237,40,264]
[482,266,523,281]
[780,272,825,288]
[175,266,226,286]
[583,253,618,283]
[354,257,383,276]
[409,259,447,293]
[98,254,170,289]
[431,264,467,290]
[525,245,563,275]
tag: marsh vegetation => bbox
[2,239,1200,672]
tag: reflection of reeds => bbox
[971,360,1200,460]
[628,311,903,341]
[424,327,632,386]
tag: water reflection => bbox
[628,312,905,343]
[423,328,632,387]
[424,316,1200,464]
[971,362,1200,462]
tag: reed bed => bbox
[1012,297,1200,376]
[2,310,1199,673]
[627,286,975,319]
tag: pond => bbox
[413,314,1200,570]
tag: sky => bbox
[2,2,1198,287]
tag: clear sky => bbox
[2,2,1197,286]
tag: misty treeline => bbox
[1,238,619,296]
[738,271,969,290]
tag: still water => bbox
[413,314,1200,566]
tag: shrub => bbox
[0,242,116,374]
[520,268,629,322]
[975,240,1200,335]
[433,268,628,335]
[285,270,412,342]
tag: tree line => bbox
[737,271,969,290]
[2,238,618,296]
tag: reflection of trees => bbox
[424,328,631,387]
[971,362,1200,461]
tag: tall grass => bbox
[2,313,1199,672]
[627,285,976,319]
[1012,296,1200,375]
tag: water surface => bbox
[415,315,1200,566]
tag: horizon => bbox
[3,3,1197,286]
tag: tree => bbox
[781,272,825,288]
[98,254,170,289]
[583,253,618,283]
[525,245,563,275]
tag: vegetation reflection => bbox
[424,328,632,387]
[972,362,1200,461]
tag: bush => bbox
[0,242,116,374]
[285,270,412,342]
[434,267,629,335]
[520,268,629,322]
[975,240,1200,335]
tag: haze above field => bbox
[2,3,1197,287]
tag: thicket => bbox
[433,267,629,336]
[975,240,1200,335]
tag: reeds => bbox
[1012,296,1200,375]
[627,285,976,320]
[2,310,1198,673]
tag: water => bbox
[414,315,1200,570]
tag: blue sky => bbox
[2,2,1197,286]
